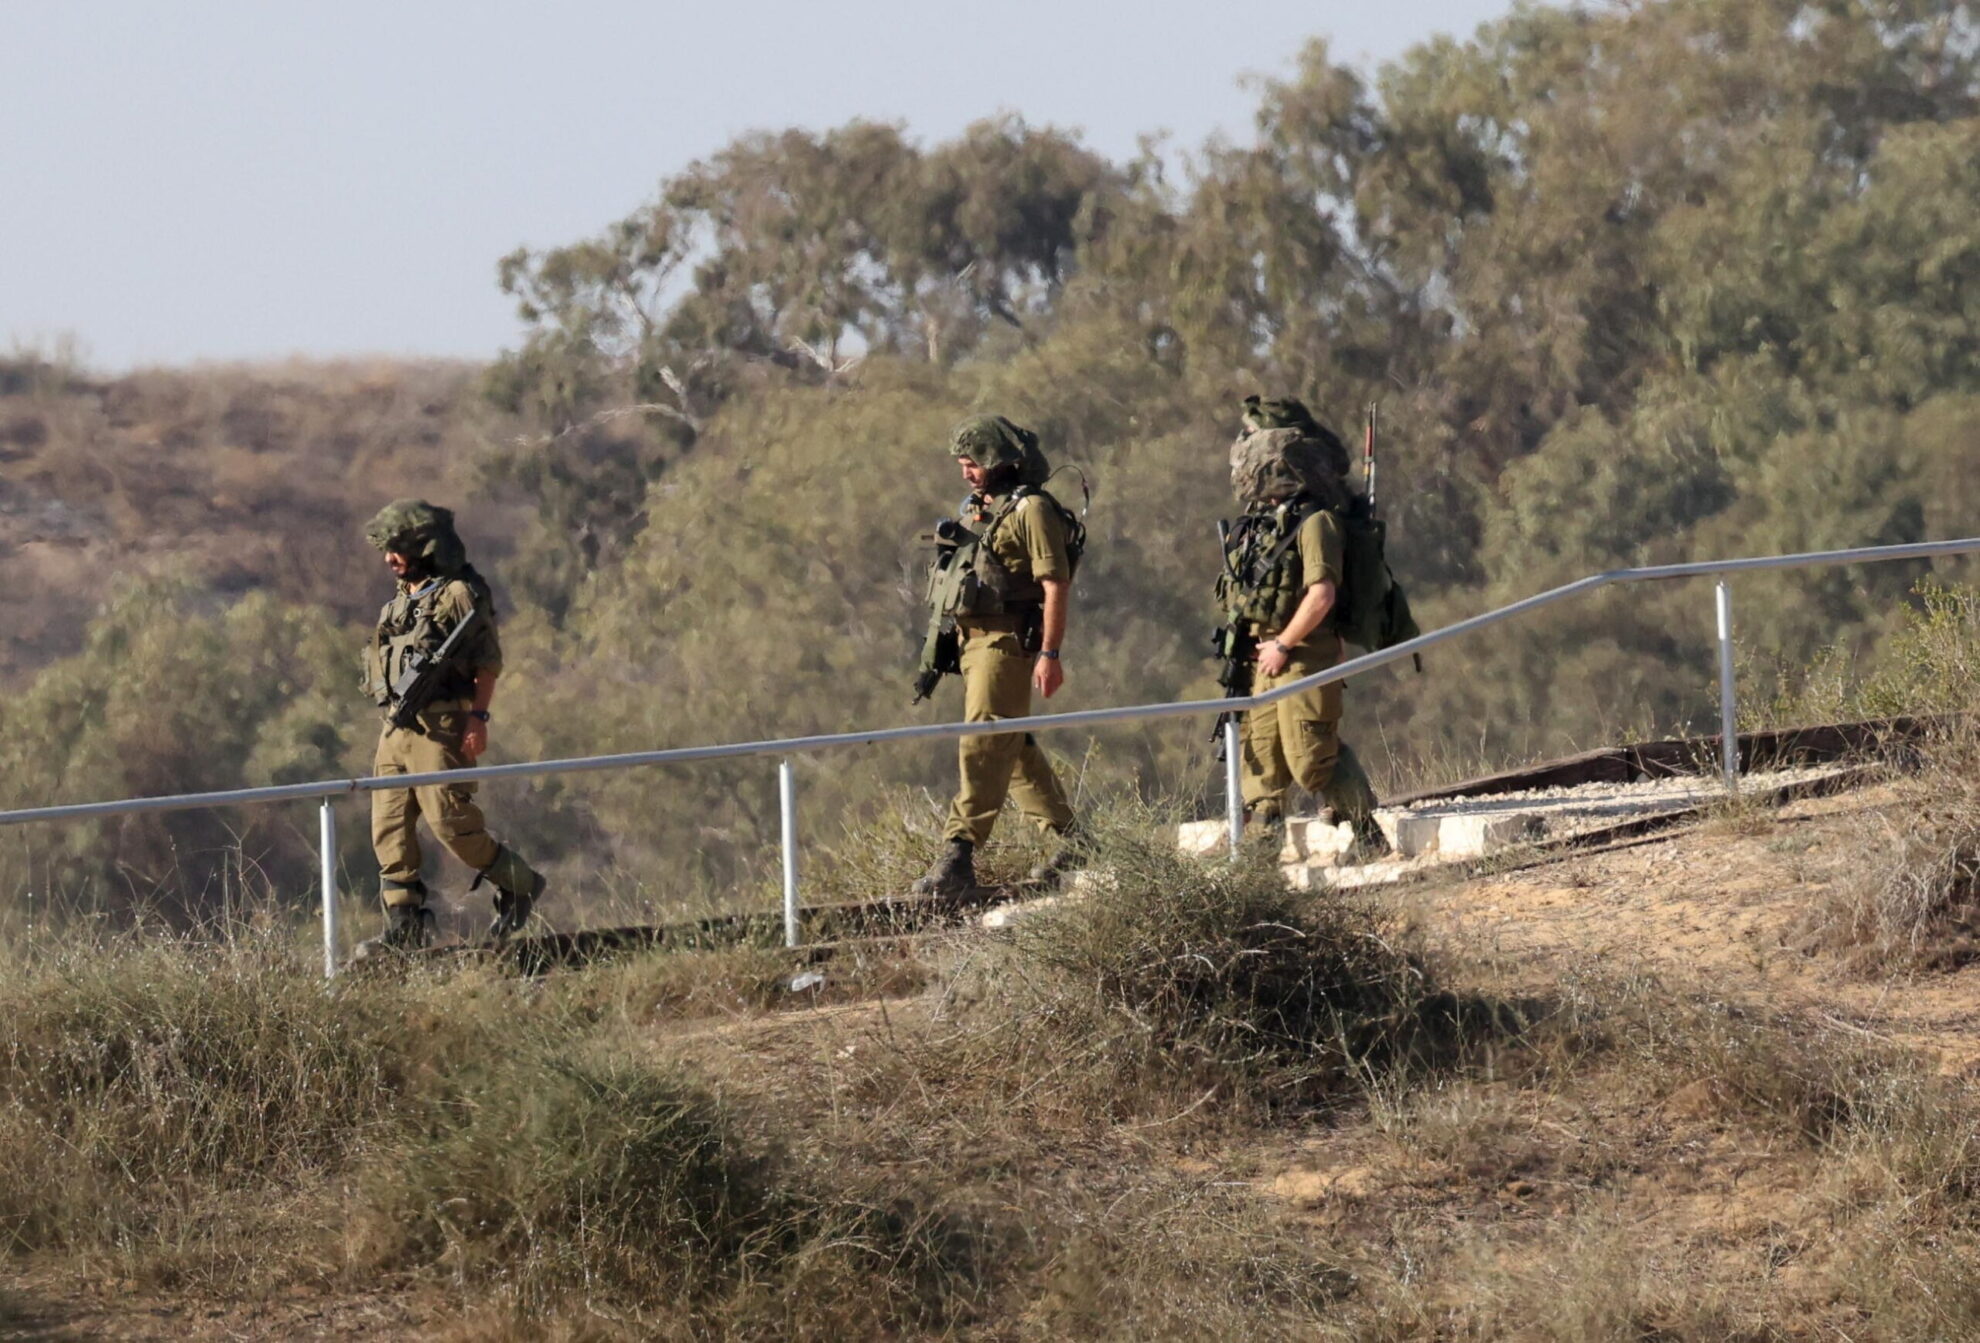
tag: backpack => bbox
[1217,493,1419,656]
[1331,503,1421,655]
[1020,473,1088,577]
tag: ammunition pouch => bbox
[1014,602,1045,654]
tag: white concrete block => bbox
[1282,817,1353,864]
[982,893,1070,929]
[1176,819,1231,855]
[1430,812,1545,858]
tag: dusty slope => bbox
[1407,782,1980,1069]
[0,360,524,681]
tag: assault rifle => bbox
[1209,623,1256,762]
[1209,517,1255,762]
[387,602,482,730]
[911,518,971,704]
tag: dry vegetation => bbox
[8,760,1980,1338]
[0,352,527,680]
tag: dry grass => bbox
[11,804,1980,1337]
[1797,727,1980,969]
[929,807,1454,1122]
[0,925,984,1334]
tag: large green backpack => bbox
[1332,503,1421,655]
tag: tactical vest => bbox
[367,573,487,707]
[1216,497,1326,634]
[927,488,1080,620]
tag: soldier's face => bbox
[384,549,414,580]
[957,456,990,492]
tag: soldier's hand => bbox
[1255,639,1292,677]
[463,719,489,762]
[1033,655,1064,699]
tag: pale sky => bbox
[2,0,1522,371]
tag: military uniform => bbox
[359,500,542,950]
[1218,402,1385,850]
[1224,507,1379,828]
[945,489,1077,846]
[913,416,1081,897]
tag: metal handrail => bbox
[3,534,1976,976]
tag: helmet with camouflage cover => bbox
[363,499,467,575]
[948,414,1052,486]
[1230,395,1351,506]
[948,415,1029,469]
[1240,395,1323,436]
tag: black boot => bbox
[1242,804,1286,855]
[911,839,976,898]
[1027,830,1084,888]
[472,846,545,944]
[1343,816,1393,864]
[356,901,435,959]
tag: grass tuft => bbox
[936,807,1450,1119]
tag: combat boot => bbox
[1242,804,1287,856]
[488,873,543,943]
[475,845,545,944]
[911,839,976,899]
[1027,829,1085,888]
[1342,816,1394,865]
[354,901,435,960]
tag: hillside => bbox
[0,356,527,683]
[3,759,1978,1338]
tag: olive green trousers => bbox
[943,624,1076,846]
[1239,637,1379,826]
[370,703,538,907]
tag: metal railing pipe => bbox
[1,535,1974,833]
[1223,718,1243,857]
[319,799,339,979]
[1715,581,1739,789]
[778,759,799,949]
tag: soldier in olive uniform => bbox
[913,416,1081,897]
[358,500,544,951]
[1218,400,1388,856]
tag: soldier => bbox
[912,416,1082,897]
[1216,398,1390,858]
[357,500,544,952]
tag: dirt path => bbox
[1404,782,1980,1070]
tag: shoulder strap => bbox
[1261,496,1321,568]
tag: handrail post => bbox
[778,758,799,948]
[1715,579,1738,791]
[1224,717,1244,857]
[319,798,339,979]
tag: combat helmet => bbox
[948,414,1052,486]
[363,499,467,576]
[1230,395,1351,506]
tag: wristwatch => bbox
[1039,649,1061,660]
[468,709,492,723]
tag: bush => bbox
[942,811,1437,1117]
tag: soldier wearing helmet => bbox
[911,415,1082,898]
[357,500,544,953]
[1218,398,1388,858]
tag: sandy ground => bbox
[1403,782,1980,1070]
